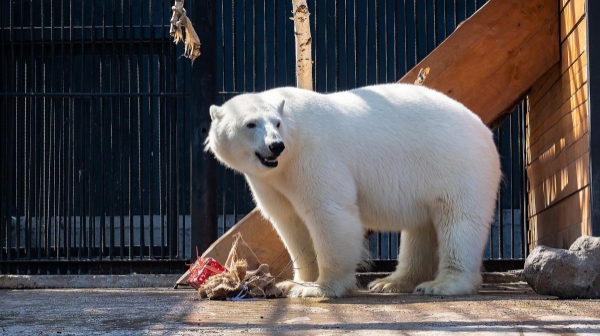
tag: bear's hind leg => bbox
[369,223,438,293]
[415,210,488,295]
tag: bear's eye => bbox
[276,122,281,128]
[246,123,256,129]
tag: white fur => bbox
[206,84,502,298]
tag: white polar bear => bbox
[205,83,501,298]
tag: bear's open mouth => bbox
[255,152,279,168]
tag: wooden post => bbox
[292,0,313,90]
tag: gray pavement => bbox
[1,283,599,335]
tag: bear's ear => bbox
[209,105,222,120]
[275,99,285,115]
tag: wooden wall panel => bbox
[526,0,590,250]
[561,0,586,42]
[530,187,590,242]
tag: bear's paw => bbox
[414,276,478,296]
[277,279,357,298]
[368,277,416,293]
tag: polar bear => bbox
[205,83,501,298]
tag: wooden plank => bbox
[528,151,589,217]
[528,129,589,190]
[528,51,587,115]
[527,16,586,132]
[531,29,588,116]
[529,186,590,242]
[472,17,559,124]
[399,0,559,126]
[560,17,587,73]
[528,83,588,162]
[561,0,586,42]
[527,123,589,189]
[528,64,562,111]
[533,218,590,250]
[528,64,588,145]
[528,97,588,167]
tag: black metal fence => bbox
[0,0,192,274]
[1,0,526,275]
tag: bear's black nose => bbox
[269,141,285,156]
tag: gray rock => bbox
[524,235,600,299]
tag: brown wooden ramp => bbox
[176,0,559,287]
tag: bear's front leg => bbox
[248,180,320,283]
[277,197,365,298]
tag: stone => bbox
[524,235,600,299]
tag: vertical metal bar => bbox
[498,128,503,259]
[0,0,8,266]
[137,0,145,261]
[108,0,116,265]
[44,5,53,263]
[262,0,267,91]
[148,0,155,260]
[171,88,178,259]
[128,0,134,261]
[377,232,382,259]
[331,0,339,90]
[242,0,248,91]
[189,0,219,260]
[48,0,57,267]
[432,0,437,46]
[168,40,175,259]
[78,0,85,265]
[99,0,107,262]
[68,0,74,267]
[24,12,31,266]
[453,0,458,30]
[517,103,524,258]
[68,98,74,267]
[413,0,417,64]
[51,0,63,268]
[489,133,495,259]
[222,166,227,235]
[158,27,164,262]
[21,0,33,273]
[510,113,515,259]
[165,26,172,260]
[172,2,179,262]
[119,0,126,260]
[252,0,257,92]
[522,100,528,257]
[180,50,187,260]
[587,0,600,236]
[335,0,346,89]
[89,0,97,261]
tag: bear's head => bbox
[205,94,288,176]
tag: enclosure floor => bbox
[1,283,599,335]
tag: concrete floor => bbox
[1,283,599,335]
